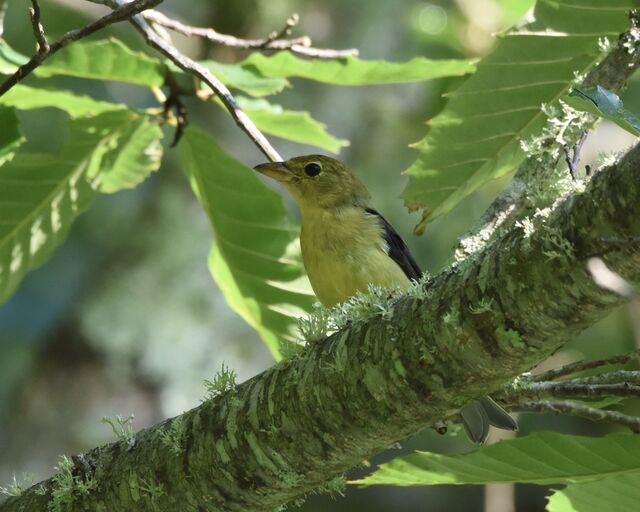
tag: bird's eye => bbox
[304,162,322,177]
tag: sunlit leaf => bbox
[236,97,348,153]
[0,110,163,303]
[565,86,640,136]
[353,432,640,486]
[199,61,289,97]
[241,52,475,85]
[35,38,166,86]
[0,40,28,74]
[91,112,164,193]
[402,0,635,231]
[547,474,640,512]
[0,106,24,166]
[0,84,126,117]
[179,127,314,359]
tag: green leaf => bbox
[0,106,24,166]
[0,40,28,74]
[352,432,640,486]
[35,38,165,87]
[241,53,475,85]
[402,0,635,230]
[547,474,640,512]
[179,127,314,359]
[565,86,640,136]
[236,97,348,153]
[0,84,126,117]
[199,61,289,97]
[0,110,162,303]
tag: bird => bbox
[253,154,517,443]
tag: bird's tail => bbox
[460,397,518,444]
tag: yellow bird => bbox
[254,155,516,443]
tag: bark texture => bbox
[2,144,640,511]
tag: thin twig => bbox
[29,0,49,54]
[0,0,162,97]
[571,370,640,386]
[515,399,640,432]
[142,9,359,58]
[563,130,588,181]
[507,381,640,400]
[98,0,282,160]
[531,349,640,381]
[260,13,299,49]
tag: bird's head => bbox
[254,155,370,210]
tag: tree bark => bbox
[2,142,640,511]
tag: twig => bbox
[29,0,49,54]
[142,9,359,59]
[515,399,640,432]
[531,349,640,381]
[0,0,162,97]
[506,381,640,400]
[571,370,640,386]
[563,130,588,181]
[260,13,299,49]
[96,0,282,161]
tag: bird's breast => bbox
[300,207,411,307]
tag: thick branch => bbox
[0,0,162,97]
[3,124,640,511]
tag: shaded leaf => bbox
[236,97,348,153]
[0,106,24,166]
[565,86,640,136]
[199,61,289,97]
[35,38,166,87]
[179,127,314,360]
[353,432,640,486]
[547,474,640,512]
[241,52,475,85]
[402,0,635,231]
[0,84,126,117]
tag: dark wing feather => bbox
[365,208,422,280]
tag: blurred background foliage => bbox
[0,1,638,511]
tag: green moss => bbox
[495,325,525,350]
[159,416,185,456]
[204,362,237,399]
[101,414,135,447]
[47,456,96,512]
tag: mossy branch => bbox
[2,135,640,511]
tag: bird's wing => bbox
[364,208,422,280]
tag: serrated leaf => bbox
[0,106,24,166]
[0,110,162,303]
[179,127,314,359]
[402,0,635,230]
[199,61,289,97]
[35,38,165,87]
[241,52,475,85]
[236,97,348,153]
[90,113,164,193]
[565,86,640,136]
[546,474,640,512]
[352,432,640,486]
[0,84,126,117]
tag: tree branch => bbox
[3,112,640,511]
[142,9,359,58]
[455,12,640,260]
[0,0,162,97]
[514,400,640,432]
[532,349,640,381]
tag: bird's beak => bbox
[253,161,293,182]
